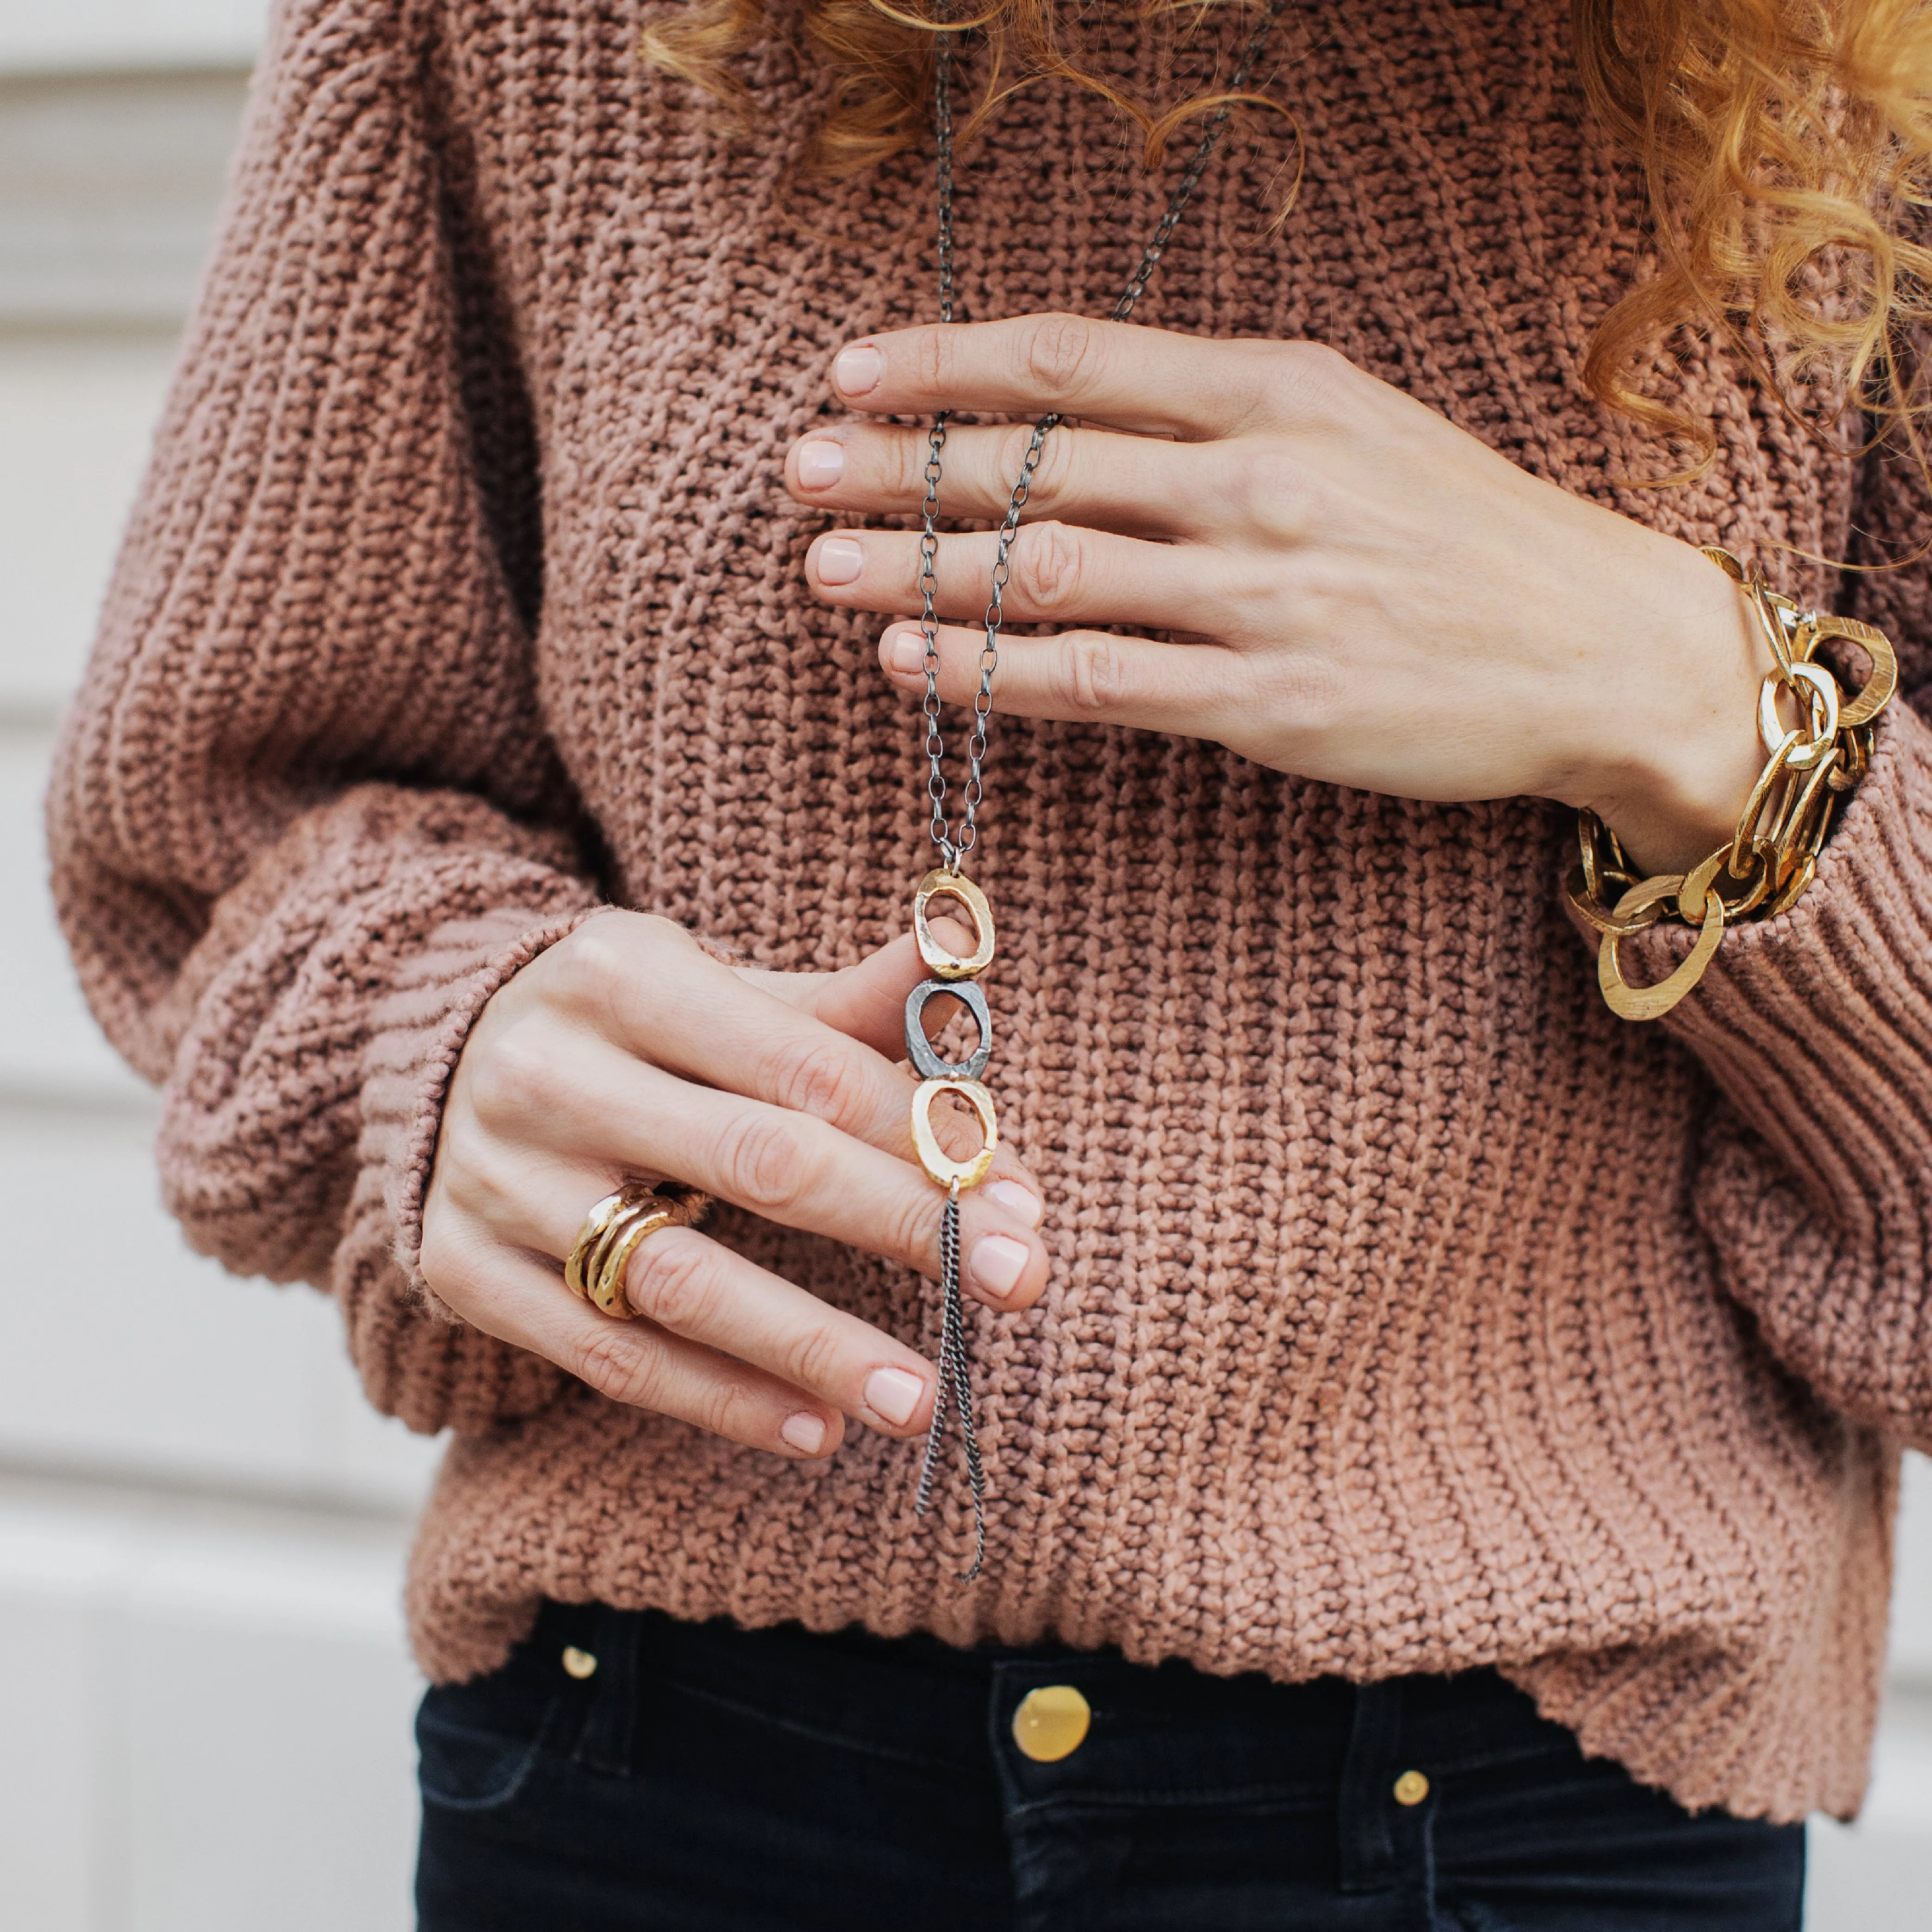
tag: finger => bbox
[786,420,1215,539]
[475,1151,1020,1429]
[495,1053,1049,1309]
[744,927,974,1061]
[428,1237,855,1459]
[828,315,1348,438]
[806,522,1218,633]
[608,1224,941,1435]
[647,948,1040,1215]
[877,618,1251,741]
[635,1067,1049,1308]
[563,923,1042,1214]
[737,938,1048,1236]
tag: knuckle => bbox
[1254,642,1345,737]
[767,1033,870,1127]
[1013,521,1083,611]
[997,421,1038,488]
[1031,423,1078,509]
[1232,445,1312,538]
[922,325,953,394]
[549,913,689,1012]
[623,1228,719,1332]
[1022,311,1101,392]
[465,1022,563,1126]
[434,1133,508,1221]
[782,1317,847,1396]
[998,421,1072,510]
[573,1325,659,1408]
[717,1109,811,1216]
[416,1212,477,1304]
[541,926,618,1007]
[888,430,928,501]
[881,1183,939,1275]
[1268,339,1354,421]
[695,1371,761,1446]
[1053,631,1130,715]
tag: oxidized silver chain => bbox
[907,1,1285,1584]
[915,0,1287,869]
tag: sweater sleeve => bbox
[1608,441,1932,1451]
[44,0,586,1435]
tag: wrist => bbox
[1579,543,1773,877]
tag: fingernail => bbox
[986,1180,1044,1228]
[886,626,924,675]
[814,536,864,586]
[864,1365,925,1426]
[969,1234,1030,1301]
[796,440,845,489]
[781,1412,827,1455]
[834,343,884,395]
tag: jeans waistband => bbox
[534,1601,1570,1802]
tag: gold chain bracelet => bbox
[1566,547,1899,1022]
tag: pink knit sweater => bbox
[46,0,1932,1823]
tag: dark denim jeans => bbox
[416,1603,1804,1931]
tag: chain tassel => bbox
[914,1184,986,1582]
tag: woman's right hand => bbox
[418,911,1050,1460]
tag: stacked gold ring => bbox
[563,1182,712,1319]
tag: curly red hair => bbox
[643,0,1932,471]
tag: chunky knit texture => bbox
[45,0,1932,1822]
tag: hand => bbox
[786,314,1774,875]
[419,912,1049,1459]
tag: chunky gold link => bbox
[1566,866,1665,937]
[1804,612,1898,729]
[1573,552,1896,1021]
[1600,880,1728,1022]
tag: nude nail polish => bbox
[865,1365,924,1426]
[796,440,845,489]
[985,1180,1044,1228]
[781,1412,827,1455]
[970,1234,1030,1300]
[815,537,864,586]
[834,343,884,395]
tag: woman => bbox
[46,0,1932,1924]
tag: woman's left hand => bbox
[785,314,1773,875]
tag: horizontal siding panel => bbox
[0,1478,418,1932]
[0,5,265,78]
[0,1103,442,1508]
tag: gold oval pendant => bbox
[914,869,996,981]
[909,1077,998,1192]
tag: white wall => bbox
[0,7,1926,1928]
[0,11,432,1929]
[0,4,265,76]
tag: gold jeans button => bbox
[1011,1684,1092,1762]
[1393,1768,1430,1806]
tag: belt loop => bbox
[572,1605,644,1776]
[1337,1680,1402,1894]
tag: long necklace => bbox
[906,1,1286,1582]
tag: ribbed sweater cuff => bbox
[361,903,610,1320]
[1611,703,1932,1436]
[1617,701,1932,1103]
